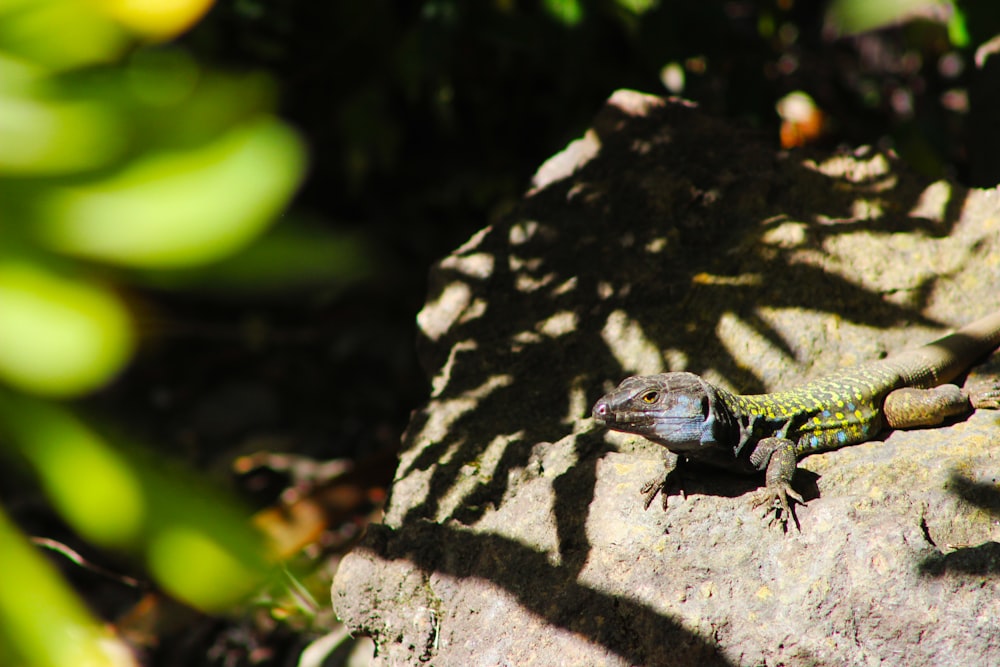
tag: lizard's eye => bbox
[640,390,659,404]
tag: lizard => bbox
[591,309,1000,528]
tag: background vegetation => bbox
[2,0,999,665]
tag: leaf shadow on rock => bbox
[918,472,1000,577]
[401,93,976,525]
[358,520,736,667]
[352,92,996,664]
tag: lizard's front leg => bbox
[747,437,804,529]
[641,450,685,510]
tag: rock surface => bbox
[332,90,1000,667]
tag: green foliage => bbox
[0,0,130,69]
[0,262,133,396]
[0,395,271,606]
[0,506,134,667]
[0,1,348,665]
[37,116,302,267]
[0,6,312,395]
[543,0,585,26]
[827,0,956,36]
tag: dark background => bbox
[141,0,1000,478]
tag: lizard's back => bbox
[720,309,1000,456]
[723,359,908,454]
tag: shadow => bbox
[919,542,1000,577]
[551,432,603,572]
[358,521,736,667]
[946,471,1000,515]
[397,93,981,521]
[918,471,1000,577]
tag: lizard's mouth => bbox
[592,405,657,430]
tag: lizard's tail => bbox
[912,309,1000,386]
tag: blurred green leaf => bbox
[0,394,273,611]
[543,0,584,26]
[615,0,659,16]
[0,506,135,667]
[946,4,969,46]
[827,0,954,35]
[91,0,216,41]
[0,54,130,176]
[0,47,281,180]
[111,49,280,153]
[140,221,373,292]
[0,0,129,69]
[36,117,306,268]
[0,393,145,546]
[0,262,133,396]
[147,523,267,610]
[0,91,126,175]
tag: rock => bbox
[332,90,1000,667]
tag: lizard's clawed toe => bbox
[970,387,1000,410]
[641,471,686,510]
[749,483,804,531]
[640,478,665,510]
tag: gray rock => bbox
[332,90,1000,667]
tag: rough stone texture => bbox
[332,90,1000,667]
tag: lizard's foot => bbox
[640,478,665,510]
[970,385,1000,410]
[640,474,684,511]
[749,482,804,531]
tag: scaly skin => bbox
[592,310,1000,529]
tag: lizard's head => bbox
[592,372,733,452]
